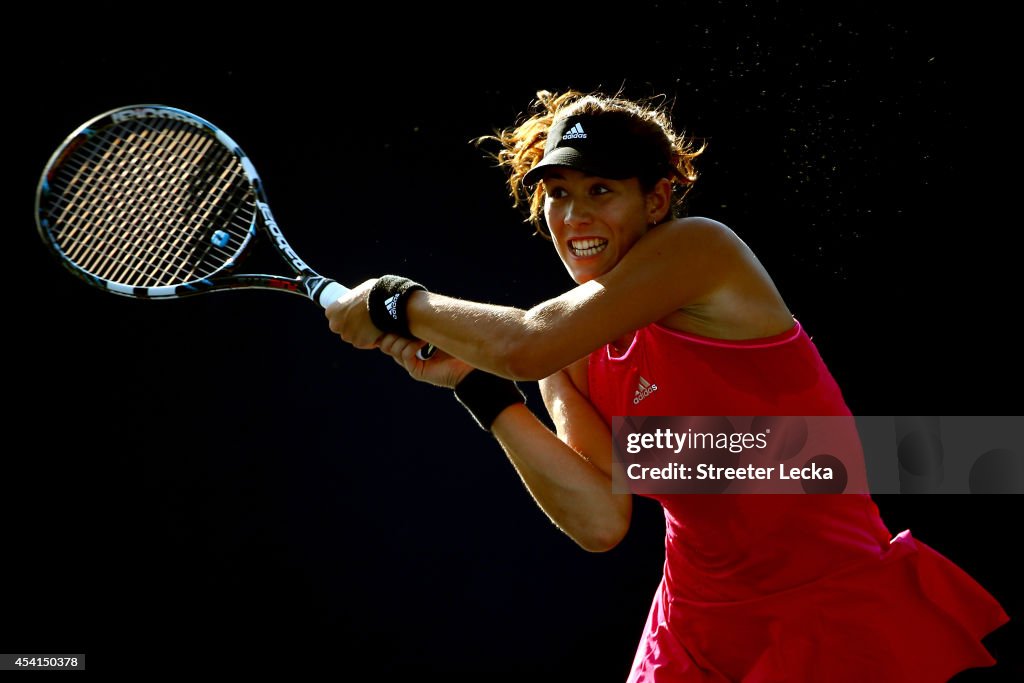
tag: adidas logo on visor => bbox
[562,123,587,140]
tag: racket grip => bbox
[315,279,437,360]
[317,281,350,308]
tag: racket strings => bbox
[43,118,256,288]
[52,121,190,278]
[106,124,223,286]
[55,121,210,282]
[98,124,215,285]
[49,121,209,285]
[58,122,202,284]
[56,120,251,286]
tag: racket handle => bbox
[315,280,437,361]
[317,281,350,308]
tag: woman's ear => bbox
[647,178,673,224]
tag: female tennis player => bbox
[326,90,1008,681]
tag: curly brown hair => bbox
[479,90,706,235]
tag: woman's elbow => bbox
[575,514,631,553]
[501,330,562,381]
[577,527,629,553]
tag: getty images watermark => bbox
[611,416,1023,494]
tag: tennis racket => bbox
[35,104,435,359]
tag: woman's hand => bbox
[324,279,381,349]
[378,334,474,388]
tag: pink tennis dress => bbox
[587,320,1009,682]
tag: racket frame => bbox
[35,105,333,303]
[36,105,436,359]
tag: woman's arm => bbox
[490,400,630,553]
[327,217,748,379]
[403,217,743,379]
[378,336,629,552]
[493,355,630,552]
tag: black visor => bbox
[523,112,670,186]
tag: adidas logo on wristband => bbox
[369,275,426,338]
[385,294,400,319]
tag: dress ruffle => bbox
[628,530,1009,682]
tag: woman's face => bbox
[542,169,655,284]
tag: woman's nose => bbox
[563,199,592,227]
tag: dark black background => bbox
[6,3,1020,679]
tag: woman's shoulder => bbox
[653,216,746,254]
[664,215,741,239]
[672,215,729,228]
[655,217,793,339]
[636,219,755,291]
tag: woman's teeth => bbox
[569,238,608,257]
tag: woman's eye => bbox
[591,184,611,195]
[546,187,567,199]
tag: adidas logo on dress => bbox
[562,123,587,140]
[633,376,659,405]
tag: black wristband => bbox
[367,275,426,338]
[454,371,526,432]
